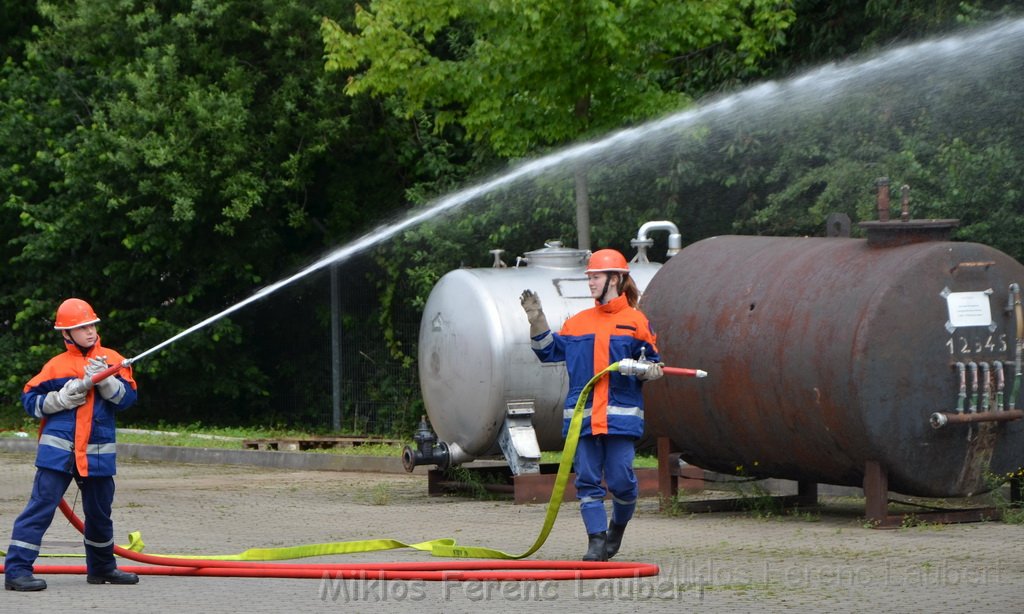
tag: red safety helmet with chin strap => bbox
[585,249,630,274]
[54,298,101,330]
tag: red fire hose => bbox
[46,501,658,581]
[7,360,707,582]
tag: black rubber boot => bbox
[86,568,139,585]
[5,575,47,591]
[605,521,627,559]
[582,531,608,561]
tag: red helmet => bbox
[585,249,630,274]
[54,298,101,330]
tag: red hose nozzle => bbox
[663,366,708,378]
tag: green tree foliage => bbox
[323,0,796,156]
[2,1,1022,435]
[0,0,42,60]
[765,0,1022,73]
[322,0,797,361]
[721,2,1024,254]
[0,0,444,426]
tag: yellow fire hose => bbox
[5,363,664,580]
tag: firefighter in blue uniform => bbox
[4,298,139,592]
[522,249,662,561]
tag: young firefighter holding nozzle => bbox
[521,249,662,562]
[4,298,139,592]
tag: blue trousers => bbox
[5,467,117,580]
[573,435,638,535]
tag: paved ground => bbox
[0,446,1021,613]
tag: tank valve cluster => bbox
[930,283,1024,429]
[402,415,451,472]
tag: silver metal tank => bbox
[416,225,676,472]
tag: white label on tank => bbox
[946,291,992,328]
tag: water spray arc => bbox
[110,114,716,368]
[106,17,1024,371]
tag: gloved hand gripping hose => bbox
[65,359,133,396]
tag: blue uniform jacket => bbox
[531,294,659,439]
[22,337,137,477]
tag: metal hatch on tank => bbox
[405,222,681,475]
[641,209,1024,499]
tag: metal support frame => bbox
[863,460,1001,528]
[656,437,818,513]
[424,444,1020,523]
[426,463,663,504]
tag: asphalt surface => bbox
[0,440,1021,613]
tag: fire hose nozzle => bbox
[617,359,653,377]
[665,367,708,378]
[617,359,707,378]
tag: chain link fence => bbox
[128,253,423,439]
[291,256,423,437]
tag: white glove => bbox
[84,355,107,379]
[86,356,125,401]
[520,290,551,337]
[42,379,87,414]
[637,362,664,381]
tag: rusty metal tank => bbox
[416,224,678,471]
[641,229,1024,497]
